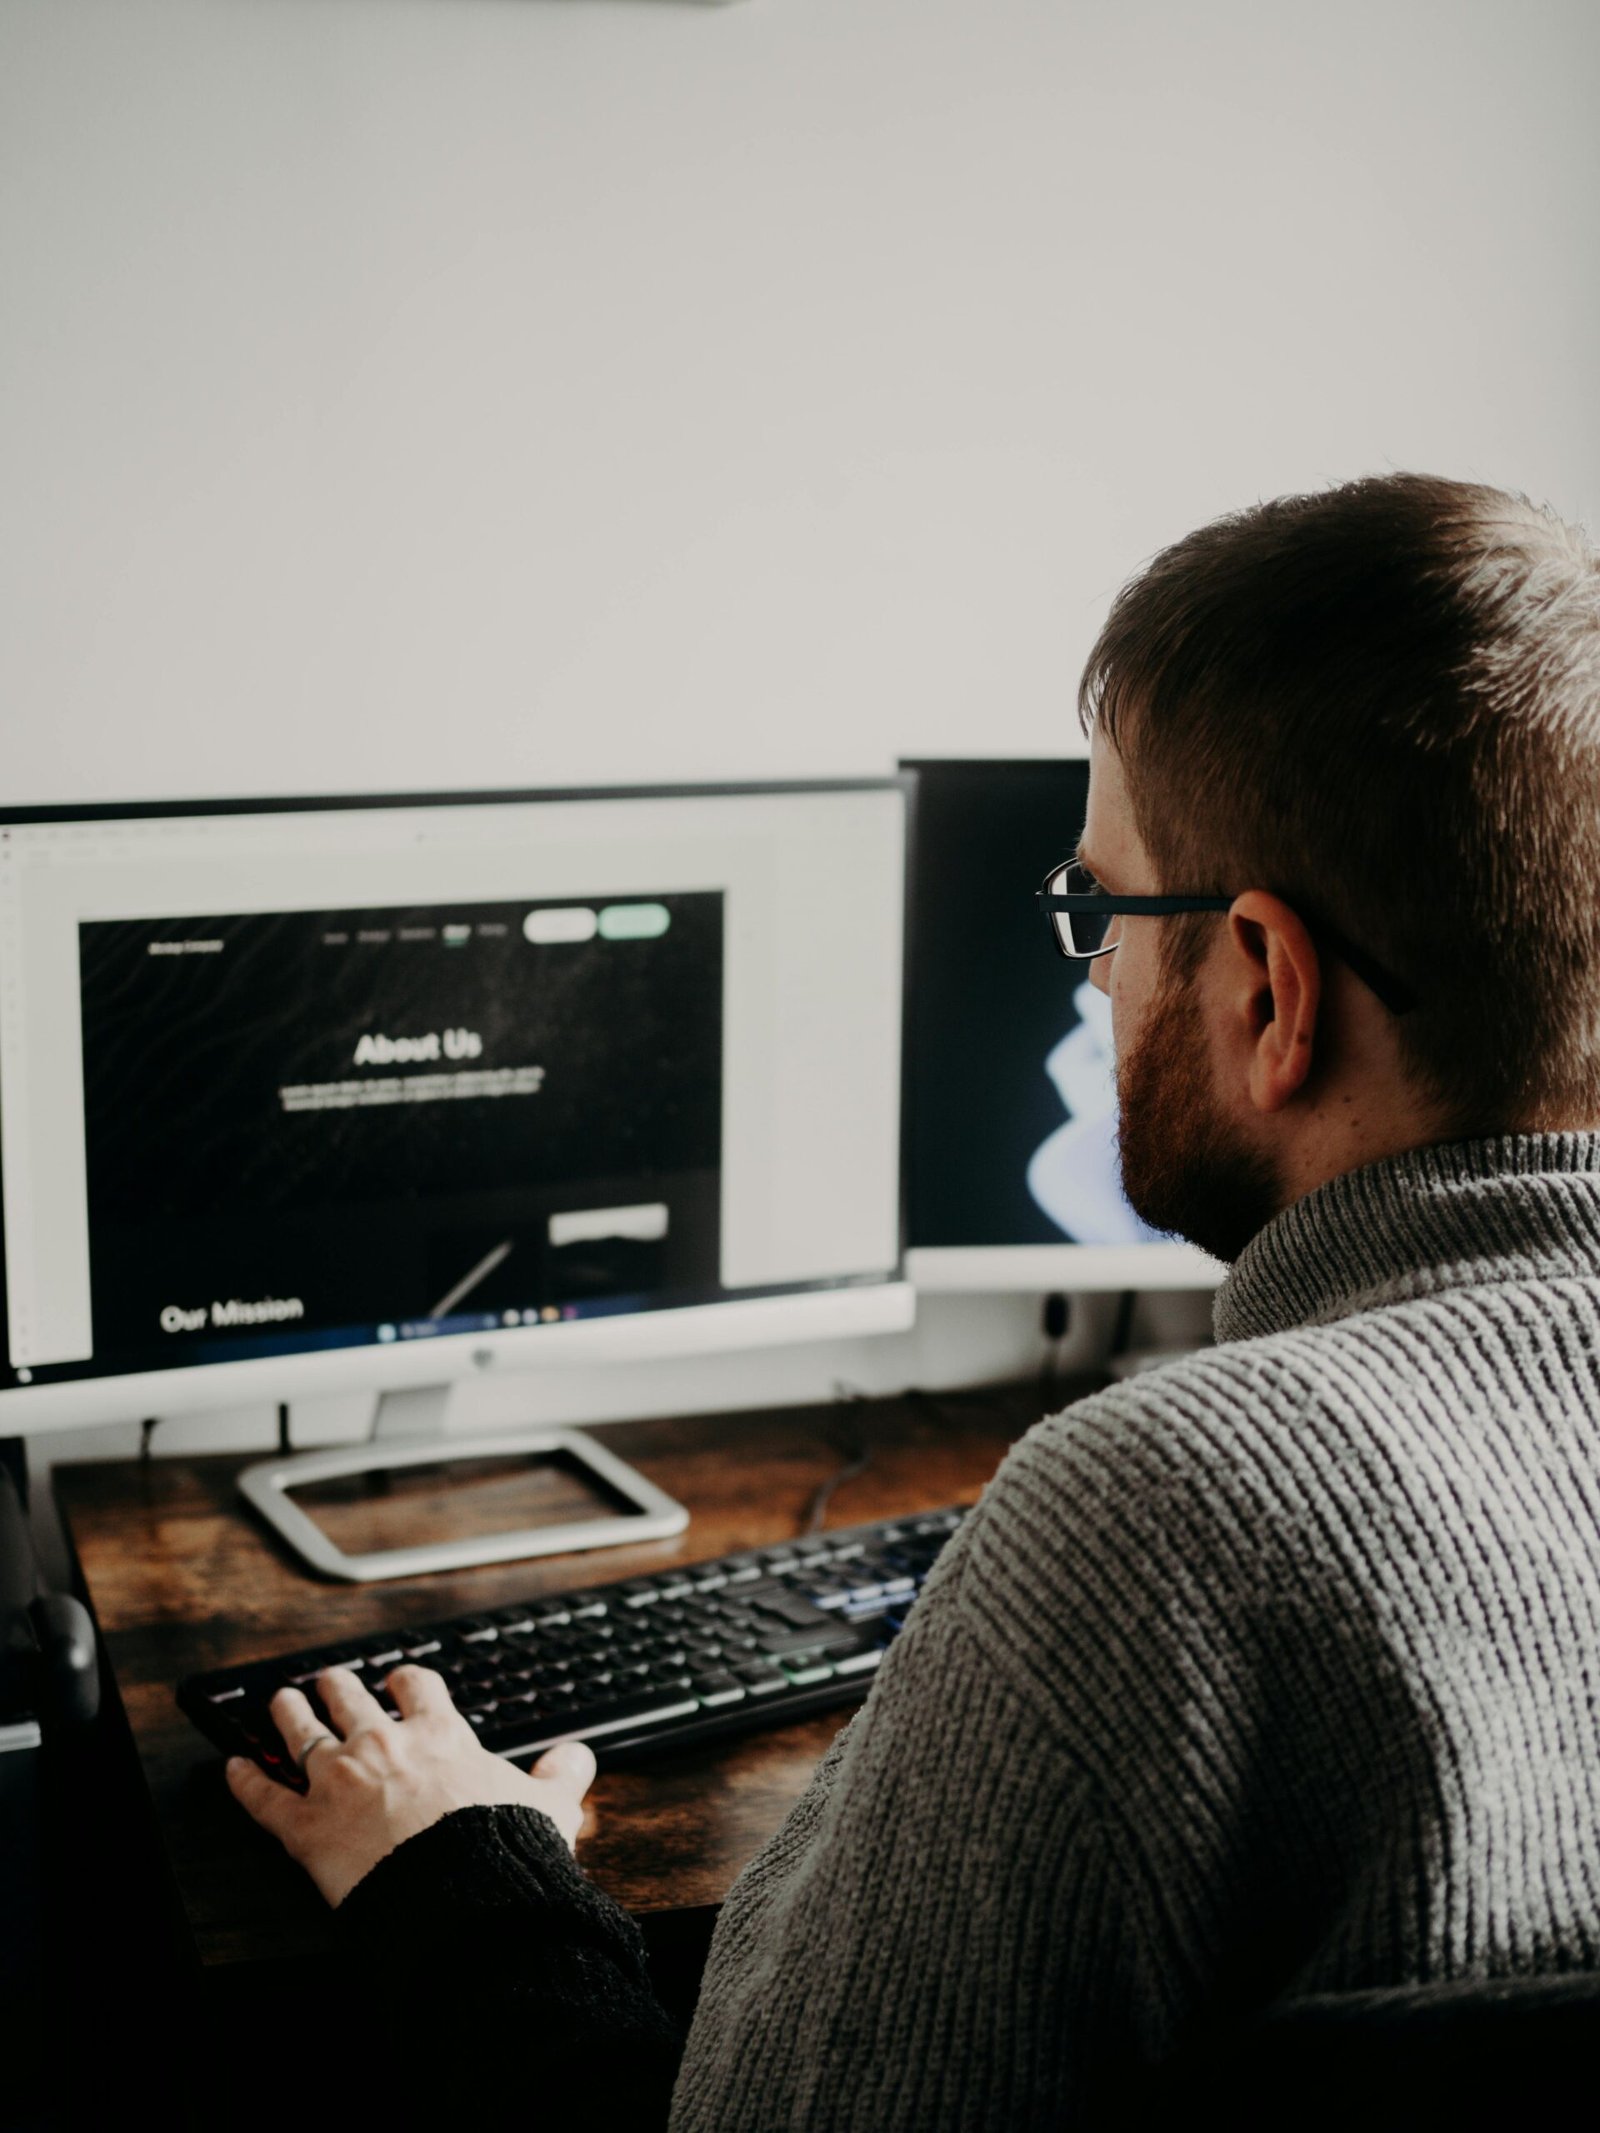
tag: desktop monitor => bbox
[900,758,1220,1293]
[0,781,913,1572]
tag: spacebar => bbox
[486,1692,702,1755]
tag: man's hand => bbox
[225,1663,597,1909]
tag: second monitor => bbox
[901,758,1220,1294]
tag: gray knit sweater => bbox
[669,1135,1600,2129]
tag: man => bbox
[230,473,1600,2125]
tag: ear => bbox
[1224,891,1323,1114]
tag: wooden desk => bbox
[54,1386,1060,1974]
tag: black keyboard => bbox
[177,1504,969,1779]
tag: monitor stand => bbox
[236,1384,690,1584]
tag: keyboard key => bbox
[754,1619,867,1658]
[691,1672,746,1706]
[752,1592,836,1631]
[490,1689,702,1753]
[782,1660,835,1686]
[839,1577,885,1601]
[833,1647,885,1677]
[733,1662,788,1695]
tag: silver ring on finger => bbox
[295,1730,338,1772]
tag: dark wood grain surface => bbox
[55,1385,1068,1970]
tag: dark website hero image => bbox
[75,894,725,1373]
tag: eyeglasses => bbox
[1036,859,1417,1015]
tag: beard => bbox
[1115,963,1283,1265]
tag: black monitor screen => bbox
[75,894,724,1370]
[902,759,1164,1251]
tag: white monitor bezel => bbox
[0,777,916,1436]
[1,1278,917,1438]
[906,1244,1222,1293]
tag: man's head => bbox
[1077,473,1600,1262]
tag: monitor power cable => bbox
[801,1381,874,1536]
[1107,1289,1138,1372]
[1040,1290,1072,1407]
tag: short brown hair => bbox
[1080,472,1600,1131]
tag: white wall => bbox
[4,0,1599,1477]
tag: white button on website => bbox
[523,907,597,945]
[549,1202,669,1249]
[598,903,671,941]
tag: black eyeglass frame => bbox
[1036,866,1418,1016]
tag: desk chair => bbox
[1145,1970,1600,2129]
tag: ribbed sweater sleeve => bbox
[669,1514,1184,2131]
[335,1802,683,2125]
